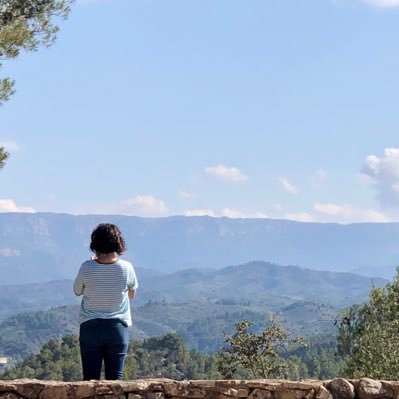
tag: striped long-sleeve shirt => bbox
[73,259,138,326]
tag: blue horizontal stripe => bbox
[73,259,138,326]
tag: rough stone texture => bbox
[274,389,314,399]
[147,393,165,399]
[0,392,24,399]
[316,386,333,399]
[328,379,355,399]
[0,394,24,399]
[0,379,397,399]
[248,388,272,399]
[357,379,393,399]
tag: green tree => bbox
[0,147,9,169]
[337,270,399,379]
[2,334,81,381]
[0,0,73,104]
[217,317,304,379]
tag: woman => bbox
[73,223,138,380]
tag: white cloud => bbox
[0,199,35,213]
[184,209,216,217]
[283,202,390,224]
[361,0,399,7]
[311,169,328,189]
[314,202,353,218]
[362,209,391,222]
[178,190,197,200]
[119,195,168,216]
[278,177,300,195]
[0,141,19,151]
[285,212,315,222]
[221,208,268,219]
[0,248,21,257]
[361,147,399,208]
[313,202,390,222]
[205,164,247,183]
[183,207,267,219]
[78,195,169,217]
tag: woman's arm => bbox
[128,289,136,300]
[73,265,85,296]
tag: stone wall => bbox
[0,378,396,399]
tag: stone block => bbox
[15,381,46,399]
[122,381,152,392]
[128,395,144,399]
[38,385,72,399]
[315,386,333,399]
[0,384,17,393]
[282,383,322,390]
[72,383,95,398]
[357,378,393,399]
[147,392,165,399]
[237,389,249,398]
[275,388,314,399]
[94,384,114,396]
[163,382,190,397]
[248,388,273,399]
[0,394,24,399]
[328,379,355,399]
[247,382,281,391]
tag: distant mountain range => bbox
[0,261,386,321]
[0,212,398,283]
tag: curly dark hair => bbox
[90,223,126,255]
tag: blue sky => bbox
[2,0,399,222]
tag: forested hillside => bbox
[1,332,343,381]
[0,299,338,360]
[0,261,385,321]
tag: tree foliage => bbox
[2,332,222,381]
[2,335,81,380]
[0,0,73,104]
[0,147,9,169]
[217,317,304,379]
[337,270,399,379]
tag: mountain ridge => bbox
[0,212,398,285]
[0,260,386,321]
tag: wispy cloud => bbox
[278,177,300,195]
[78,195,169,217]
[0,248,21,257]
[361,0,399,8]
[184,209,216,217]
[184,207,267,219]
[284,212,314,222]
[314,202,353,218]
[0,199,35,213]
[0,141,19,151]
[361,147,399,208]
[221,208,268,219]
[284,202,390,223]
[313,202,390,222]
[311,169,328,189]
[119,195,168,216]
[178,190,197,200]
[205,164,247,183]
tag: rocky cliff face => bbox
[0,378,396,399]
[1,212,399,285]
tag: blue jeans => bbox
[79,318,129,380]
